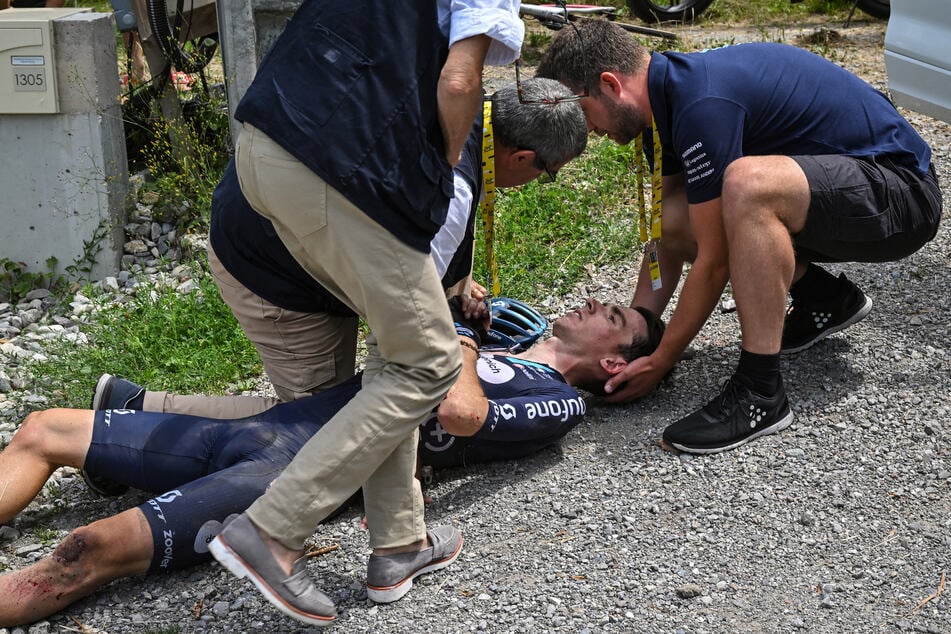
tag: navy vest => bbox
[235,0,454,252]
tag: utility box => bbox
[0,7,91,114]
[0,11,127,281]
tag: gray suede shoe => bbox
[366,526,463,603]
[208,513,337,627]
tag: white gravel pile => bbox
[1,17,949,634]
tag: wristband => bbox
[459,339,480,354]
[454,323,481,347]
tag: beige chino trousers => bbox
[234,124,461,550]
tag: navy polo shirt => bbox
[646,42,932,204]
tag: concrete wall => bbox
[217,0,302,142]
[0,12,127,281]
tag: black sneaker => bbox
[90,373,146,410]
[662,376,793,454]
[82,373,145,497]
[781,274,872,354]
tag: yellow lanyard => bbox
[480,100,500,297]
[636,116,663,291]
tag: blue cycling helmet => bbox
[482,298,548,352]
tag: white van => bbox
[884,0,951,124]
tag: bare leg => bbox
[0,409,93,523]
[721,156,811,355]
[0,508,152,627]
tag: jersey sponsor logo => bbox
[147,490,183,523]
[194,519,224,554]
[477,355,515,385]
[683,141,714,185]
[487,402,517,433]
[159,529,175,569]
[422,414,456,453]
[524,396,586,422]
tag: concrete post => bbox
[217,0,302,142]
[0,12,127,281]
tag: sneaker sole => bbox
[781,296,873,355]
[366,535,464,604]
[90,373,115,410]
[208,536,336,627]
[670,409,795,455]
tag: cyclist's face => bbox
[553,298,642,352]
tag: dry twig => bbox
[305,543,340,558]
[909,571,946,614]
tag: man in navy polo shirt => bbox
[537,19,941,455]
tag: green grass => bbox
[28,262,261,408]
[474,137,643,300]
[595,0,865,24]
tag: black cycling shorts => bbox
[84,379,361,573]
[791,155,941,263]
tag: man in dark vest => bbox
[176,1,534,626]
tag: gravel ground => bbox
[2,15,950,634]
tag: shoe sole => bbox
[366,535,464,604]
[90,373,115,410]
[781,296,873,354]
[670,409,795,455]
[208,535,336,627]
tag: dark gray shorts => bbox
[791,155,942,263]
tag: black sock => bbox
[789,264,840,302]
[735,348,781,395]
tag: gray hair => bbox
[536,19,649,96]
[491,78,587,168]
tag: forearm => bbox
[436,339,489,436]
[438,35,490,166]
[657,259,729,367]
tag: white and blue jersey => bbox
[420,353,584,467]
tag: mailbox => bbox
[0,7,91,114]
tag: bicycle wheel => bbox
[626,0,716,23]
[855,0,889,20]
[146,0,218,75]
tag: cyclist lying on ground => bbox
[0,296,663,627]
